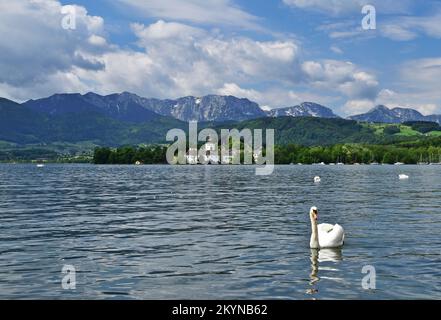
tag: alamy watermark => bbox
[361,5,376,30]
[61,6,77,30]
[61,264,76,290]
[362,265,376,290]
[166,122,275,175]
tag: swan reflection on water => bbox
[307,248,343,296]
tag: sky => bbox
[0,0,440,116]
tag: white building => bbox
[186,148,198,165]
[221,155,232,164]
[202,141,219,164]
[186,142,220,164]
[253,148,262,164]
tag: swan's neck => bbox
[310,217,319,249]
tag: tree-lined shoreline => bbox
[92,139,441,165]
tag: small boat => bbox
[36,164,45,168]
[399,174,409,180]
[314,176,321,183]
[394,162,404,165]
[370,162,379,165]
[337,162,344,165]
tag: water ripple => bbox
[0,164,440,299]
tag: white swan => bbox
[309,207,345,249]
[314,176,321,183]
[399,174,409,180]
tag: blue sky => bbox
[1,0,440,116]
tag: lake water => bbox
[0,164,440,300]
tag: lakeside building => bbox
[186,141,220,164]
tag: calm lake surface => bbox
[0,164,440,299]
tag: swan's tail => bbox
[335,224,345,246]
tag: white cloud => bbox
[283,0,413,16]
[301,60,379,100]
[382,24,417,41]
[343,99,376,115]
[117,0,261,29]
[374,58,441,114]
[329,30,364,39]
[0,2,383,111]
[123,21,379,105]
[0,0,108,95]
[88,35,108,46]
[217,83,335,109]
[400,58,441,91]
[217,83,267,105]
[316,20,372,40]
[317,7,441,41]
[0,70,90,102]
[382,11,441,41]
[330,45,343,54]
[199,37,301,84]
[131,20,204,41]
[343,58,441,116]
[121,21,304,98]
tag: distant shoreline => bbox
[1,131,441,165]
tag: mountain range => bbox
[23,92,267,123]
[267,102,339,119]
[8,92,441,124]
[1,92,441,149]
[18,92,441,124]
[20,92,345,123]
[349,105,441,124]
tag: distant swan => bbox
[314,176,321,183]
[399,174,409,180]
[309,207,345,249]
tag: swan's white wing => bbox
[318,223,334,233]
[318,224,345,248]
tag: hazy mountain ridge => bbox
[24,92,163,123]
[268,102,340,118]
[23,93,267,123]
[148,95,267,122]
[349,105,441,124]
